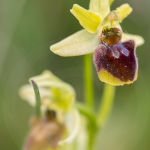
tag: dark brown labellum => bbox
[93,26,138,85]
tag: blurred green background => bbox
[0,0,150,149]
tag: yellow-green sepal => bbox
[70,4,101,33]
[30,71,76,111]
[19,71,76,112]
[50,29,99,56]
[89,0,110,19]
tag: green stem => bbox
[31,80,41,117]
[97,84,116,127]
[83,54,94,108]
[83,55,116,149]
[83,54,95,150]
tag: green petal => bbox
[70,4,101,33]
[116,3,132,23]
[122,32,144,47]
[89,0,110,19]
[50,29,99,56]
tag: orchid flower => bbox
[50,0,144,86]
[19,71,80,150]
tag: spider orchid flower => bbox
[50,0,144,86]
[19,71,80,150]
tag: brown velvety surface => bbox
[93,40,137,82]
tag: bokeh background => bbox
[0,0,150,149]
